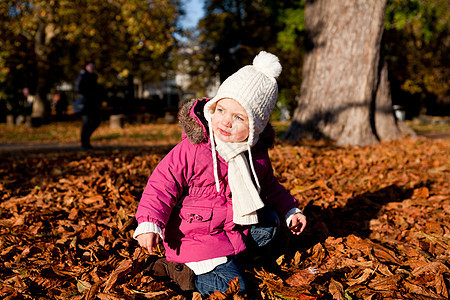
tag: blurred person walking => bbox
[75,61,101,149]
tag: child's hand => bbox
[289,212,307,235]
[137,232,160,254]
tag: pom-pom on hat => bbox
[204,51,282,146]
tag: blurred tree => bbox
[0,0,180,124]
[199,0,275,81]
[385,0,449,116]
[194,0,304,110]
[274,1,306,117]
[284,0,413,146]
[194,0,447,128]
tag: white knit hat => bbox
[204,51,282,147]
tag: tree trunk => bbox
[284,0,407,146]
[374,53,401,141]
[31,22,52,127]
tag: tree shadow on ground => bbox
[284,181,433,259]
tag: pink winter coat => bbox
[135,98,298,263]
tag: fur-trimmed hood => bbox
[178,98,276,149]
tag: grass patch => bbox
[272,121,290,138]
[1,116,447,145]
[406,116,450,135]
[0,121,182,145]
[0,122,80,143]
[95,132,122,140]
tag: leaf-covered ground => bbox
[0,129,449,299]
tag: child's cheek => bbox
[231,123,242,135]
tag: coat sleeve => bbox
[254,151,299,218]
[135,139,196,228]
[75,71,83,94]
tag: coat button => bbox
[175,264,184,272]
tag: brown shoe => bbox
[144,257,195,291]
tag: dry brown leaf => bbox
[77,279,91,293]
[208,290,227,300]
[328,278,344,300]
[403,281,445,299]
[285,267,318,287]
[226,277,241,295]
[1,136,449,299]
[371,244,402,265]
[435,273,448,299]
[12,215,25,226]
[85,280,105,300]
[103,259,132,293]
[96,293,124,300]
[368,274,402,291]
[412,187,430,199]
[292,251,302,266]
[411,261,450,276]
[375,262,394,277]
[346,268,375,286]
[80,223,98,240]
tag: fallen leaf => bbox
[77,279,91,293]
[103,259,132,293]
[285,267,319,287]
[79,223,98,240]
[1,136,449,299]
[411,261,450,276]
[346,268,375,286]
[329,278,344,300]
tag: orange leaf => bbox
[103,259,132,293]
[79,223,98,240]
[412,187,429,199]
[435,273,448,299]
[82,195,104,205]
[285,267,318,287]
[346,268,374,286]
[411,261,450,276]
[328,278,344,300]
[226,276,241,295]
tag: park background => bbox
[0,1,449,299]
[1,0,448,135]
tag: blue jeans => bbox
[195,208,280,296]
[195,259,246,296]
[248,208,280,248]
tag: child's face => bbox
[211,98,249,143]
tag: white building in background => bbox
[175,46,221,101]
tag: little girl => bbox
[134,51,307,296]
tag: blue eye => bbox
[235,115,243,121]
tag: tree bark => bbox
[284,0,407,146]
[30,22,53,126]
[374,54,401,141]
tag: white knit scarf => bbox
[213,135,265,225]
